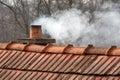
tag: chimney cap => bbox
[31,25,42,27]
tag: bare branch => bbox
[43,0,51,16]
[0,1,24,29]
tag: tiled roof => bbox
[0,42,120,80]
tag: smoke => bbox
[32,1,120,47]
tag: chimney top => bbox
[31,25,42,27]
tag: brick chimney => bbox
[30,25,42,39]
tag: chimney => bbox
[30,25,42,39]
[18,25,56,45]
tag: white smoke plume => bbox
[32,1,120,47]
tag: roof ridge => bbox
[0,42,119,56]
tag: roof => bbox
[0,42,120,80]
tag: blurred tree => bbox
[0,0,119,42]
